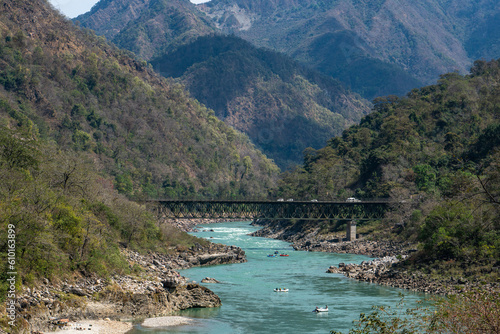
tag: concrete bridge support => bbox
[347,221,357,241]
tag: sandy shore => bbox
[44,320,133,334]
[142,316,194,327]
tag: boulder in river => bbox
[201,277,220,283]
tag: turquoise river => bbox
[130,221,425,333]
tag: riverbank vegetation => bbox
[277,59,500,283]
[0,124,209,300]
[332,291,500,333]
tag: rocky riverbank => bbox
[294,239,415,258]
[163,218,241,232]
[14,243,245,333]
[250,219,415,258]
[326,256,500,295]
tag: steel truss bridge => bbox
[151,200,390,221]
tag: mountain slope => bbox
[151,35,370,168]
[198,0,500,99]
[74,0,373,168]
[0,0,279,200]
[278,59,500,201]
[74,0,217,59]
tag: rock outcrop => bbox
[201,277,220,283]
[18,243,245,333]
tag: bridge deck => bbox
[150,200,389,220]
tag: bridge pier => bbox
[347,221,357,241]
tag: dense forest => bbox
[151,34,370,168]
[277,59,500,280]
[0,0,279,201]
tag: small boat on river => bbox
[267,254,277,257]
[274,288,289,292]
[280,254,289,257]
[313,306,328,312]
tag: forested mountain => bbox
[199,0,500,99]
[0,0,278,200]
[74,0,216,60]
[151,35,370,168]
[75,0,372,168]
[278,59,499,201]
[277,59,500,275]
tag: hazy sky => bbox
[49,0,210,18]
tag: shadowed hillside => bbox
[151,35,371,168]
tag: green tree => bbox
[412,164,436,192]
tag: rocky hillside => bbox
[151,34,370,168]
[199,0,500,99]
[74,0,217,59]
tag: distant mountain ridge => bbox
[73,0,499,166]
[76,0,372,168]
[198,0,500,98]
[151,34,371,168]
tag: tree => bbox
[331,296,433,334]
[241,155,252,180]
[433,290,500,333]
[412,164,436,192]
[0,126,39,171]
